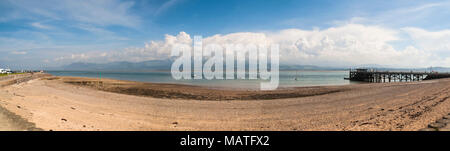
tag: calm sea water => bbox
[47,70,353,89]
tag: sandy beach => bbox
[0,73,449,131]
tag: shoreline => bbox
[46,70,352,90]
[0,73,449,131]
[56,75,350,100]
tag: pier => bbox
[347,69,450,83]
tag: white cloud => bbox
[444,57,450,67]
[10,50,27,55]
[402,27,450,52]
[8,0,140,27]
[332,2,450,29]
[55,31,192,63]
[55,24,450,68]
[75,24,129,41]
[31,22,52,29]
[393,2,445,14]
[154,0,184,16]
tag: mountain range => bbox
[47,60,450,72]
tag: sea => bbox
[47,70,355,89]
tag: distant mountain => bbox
[48,60,450,72]
[54,61,345,71]
[351,66,450,72]
[279,65,346,70]
[53,60,172,71]
[353,64,392,68]
[427,67,450,72]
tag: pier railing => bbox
[347,69,450,83]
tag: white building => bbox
[0,68,11,74]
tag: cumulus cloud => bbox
[55,24,450,68]
[55,32,192,63]
[402,27,450,52]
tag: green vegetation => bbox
[0,73,25,77]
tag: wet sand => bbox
[0,73,449,131]
[61,76,347,100]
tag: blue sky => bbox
[1,0,450,69]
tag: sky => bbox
[1,0,450,69]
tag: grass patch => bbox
[0,73,25,77]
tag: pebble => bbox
[439,124,450,131]
[420,113,450,131]
[436,119,450,124]
[428,122,446,128]
[418,128,436,131]
[443,115,450,119]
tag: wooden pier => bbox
[347,69,450,83]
